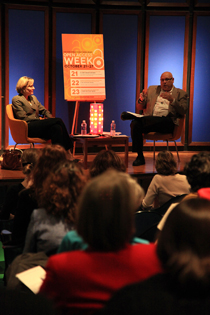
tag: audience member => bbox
[10,144,68,246]
[23,160,86,256]
[141,151,190,209]
[39,170,162,315]
[183,151,210,198]
[157,151,210,230]
[89,149,126,178]
[0,148,40,220]
[96,198,210,315]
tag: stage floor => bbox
[0,150,199,183]
[0,150,200,197]
[75,150,199,175]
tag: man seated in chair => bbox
[121,71,188,166]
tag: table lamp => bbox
[89,103,103,134]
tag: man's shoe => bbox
[132,156,145,166]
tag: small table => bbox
[72,135,129,169]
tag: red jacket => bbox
[39,243,162,315]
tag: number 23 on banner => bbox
[71,89,80,95]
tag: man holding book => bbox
[121,71,188,166]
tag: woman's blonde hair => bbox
[16,76,34,94]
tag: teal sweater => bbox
[57,230,149,253]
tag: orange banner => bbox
[62,34,106,101]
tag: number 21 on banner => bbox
[70,71,78,77]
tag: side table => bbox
[72,135,129,169]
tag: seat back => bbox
[6,104,48,147]
[134,211,162,242]
[153,194,187,216]
[6,104,29,144]
[144,116,185,141]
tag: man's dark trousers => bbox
[130,116,175,156]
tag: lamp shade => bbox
[90,103,103,134]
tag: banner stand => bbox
[71,100,80,156]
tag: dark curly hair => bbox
[31,144,68,197]
[184,152,210,192]
[38,161,87,224]
[155,151,177,175]
[89,149,126,178]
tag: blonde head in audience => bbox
[76,169,144,251]
[157,198,210,290]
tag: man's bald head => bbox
[160,72,174,92]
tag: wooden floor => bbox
[73,150,199,192]
[74,150,199,176]
[0,150,200,202]
[0,150,199,184]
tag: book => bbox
[16,266,46,294]
[121,111,144,120]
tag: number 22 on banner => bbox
[71,80,79,86]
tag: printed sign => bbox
[62,34,106,101]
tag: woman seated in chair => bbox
[141,151,190,210]
[96,198,210,315]
[12,76,73,158]
[39,170,162,315]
